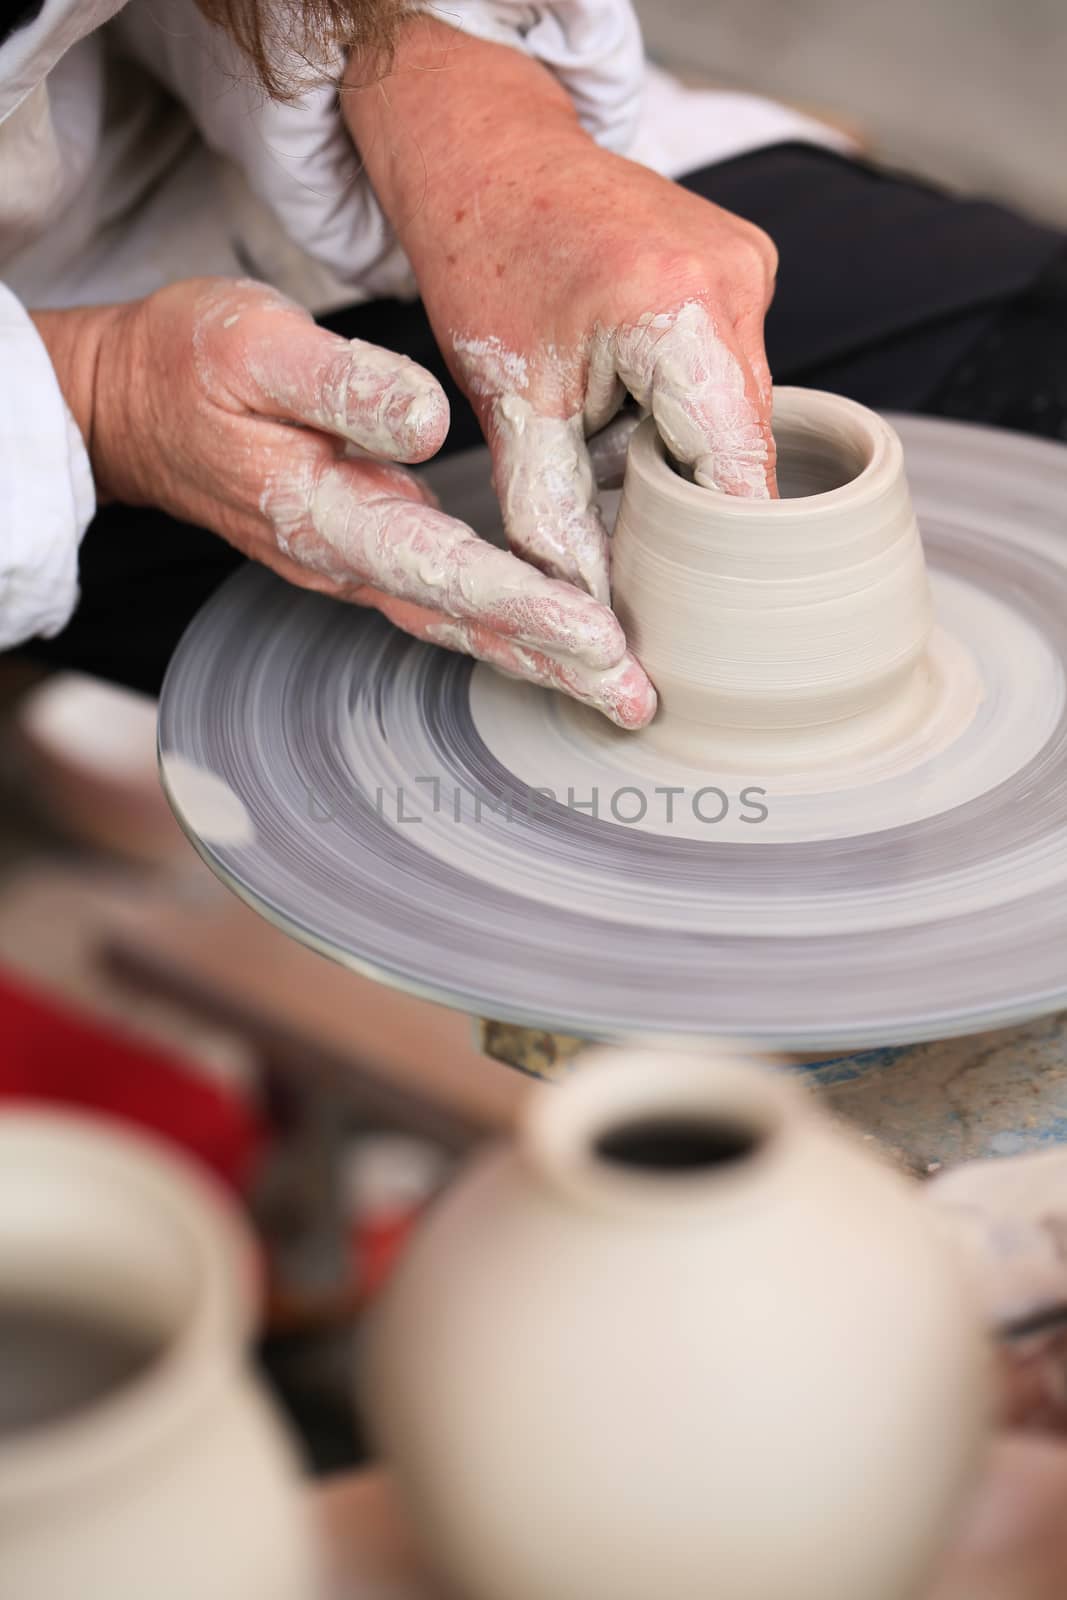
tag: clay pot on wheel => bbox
[612,389,934,769]
[366,1045,991,1600]
[0,1111,322,1600]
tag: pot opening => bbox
[0,1296,161,1441]
[667,413,872,499]
[773,416,871,498]
[593,1113,762,1175]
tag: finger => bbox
[584,331,626,436]
[365,589,658,730]
[229,302,449,463]
[734,303,774,418]
[731,301,777,496]
[487,402,612,605]
[609,301,776,499]
[263,455,627,669]
[586,406,643,491]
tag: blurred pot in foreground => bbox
[367,1044,992,1600]
[0,1110,322,1600]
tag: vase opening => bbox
[593,1114,761,1175]
[523,1052,794,1215]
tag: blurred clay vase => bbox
[367,1045,992,1600]
[0,1111,322,1600]
[612,389,935,769]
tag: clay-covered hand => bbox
[446,183,778,607]
[345,23,778,609]
[73,278,654,727]
[447,165,779,608]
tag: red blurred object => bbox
[356,1211,421,1299]
[343,1133,452,1300]
[0,964,264,1191]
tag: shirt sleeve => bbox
[111,1,408,300]
[110,0,646,301]
[438,2,645,153]
[0,284,93,649]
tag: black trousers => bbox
[27,144,1067,695]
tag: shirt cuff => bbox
[0,284,93,649]
[439,1,645,153]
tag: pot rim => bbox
[521,1044,807,1220]
[631,386,901,518]
[0,1108,257,1505]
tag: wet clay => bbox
[611,389,940,771]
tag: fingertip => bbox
[392,378,451,463]
[592,657,659,729]
[327,342,451,462]
[608,687,659,731]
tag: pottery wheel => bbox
[159,415,1067,1050]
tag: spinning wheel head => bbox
[160,415,1067,1049]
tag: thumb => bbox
[215,289,450,463]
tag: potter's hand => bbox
[344,19,778,610]
[928,1435,1067,1600]
[34,280,654,727]
[923,1152,1067,1598]
[929,1151,1067,1430]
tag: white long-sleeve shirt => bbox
[0,0,848,649]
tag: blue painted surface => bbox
[801,1046,911,1088]
[809,1013,1067,1168]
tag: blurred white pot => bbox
[14,672,186,863]
[367,1045,992,1600]
[0,1111,323,1600]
